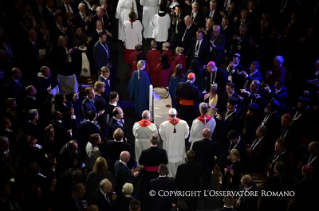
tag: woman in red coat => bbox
[172,47,186,74]
[154,53,172,87]
[162,42,173,64]
[266,55,286,86]
[147,40,161,84]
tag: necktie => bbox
[5,44,13,58]
[50,9,54,15]
[67,5,70,12]
[34,42,37,49]
[182,28,188,41]
[117,120,123,126]
[195,41,199,52]
[17,80,22,88]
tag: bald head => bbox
[309,141,319,155]
[202,128,212,139]
[12,68,22,79]
[120,151,130,163]
[69,141,78,151]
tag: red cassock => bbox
[172,54,186,74]
[162,49,173,64]
[147,50,161,84]
[154,63,172,87]
[128,50,140,65]
[124,49,135,64]
[129,61,151,76]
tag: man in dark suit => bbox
[261,99,281,143]
[92,179,113,211]
[269,138,289,175]
[236,175,258,211]
[7,68,25,107]
[187,30,209,69]
[0,34,17,63]
[213,196,236,211]
[98,67,112,100]
[221,16,233,54]
[220,82,239,113]
[113,151,139,198]
[106,128,133,170]
[175,150,202,210]
[108,107,128,140]
[57,141,82,173]
[24,31,43,77]
[205,61,227,94]
[240,80,267,114]
[93,32,112,75]
[138,134,168,211]
[240,61,263,88]
[76,111,99,156]
[192,129,220,196]
[263,78,288,112]
[59,0,76,21]
[170,5,185,50]
[75,3,93,35]
[231,23,251,67]
[149,164,176,211]
[65,183,86,211]
[91,6,110,32]
[180,16,197,59]
[188,2,205,27]
[204,1,222,24]
[31,0,44,22]
[82,87,104,119]
[42,0,62,29]
[51,15,68,45]
[0,137,13,171]
[209,25,226,67]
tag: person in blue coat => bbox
[128,60,150,117]
[169,64,186,108]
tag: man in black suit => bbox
[261,99,281,142]
[59,0,76,21]
[149,164,176,211]
[76,111,99,156]
[75,3,93,35]
[188,2,205,28]
[51,15,69,46]
[220,82,239,113]
[98,67,112,100]
[82,87,104,119]
[91,6,110,32]
[93,32,112,75]
[42,0,62,29]
[269,138,289,175]
[170,5,185,50]
[227,130,247,164]
[204,1,222,24]
[221,16,233,54]
[263,78,288,112]
[106,128,133,170]
[65,183,86,211]
[92,179,113,211]
[180,16,197,59]
[108,107,128,140]
[24,31,43,77]
[213,196,235,211]
[7,68,25,108]
[240,61,263,89]
[0,137,13,171]
[205,61,227,94]
[113,151,139,198]
[209,25,226,67]
[187,30,209,69]
[138,134,168,211]
[0,34,17,63]
[236,175,258,211]
[306,142,319,179]
[192,128,220,196]
[231,23,251,67]
[175,150,202,210]
[31,0,44,22]
[57,141,82,173]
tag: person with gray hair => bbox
[189,102,216,148]
[0,136,11,168]
[133,110,157,164]
[266,55,286,86]
[181,15,197,55]
[114,183,134,211]
[92,178,113,210]
[209,24,226,66]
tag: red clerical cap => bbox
[187,73,195,79]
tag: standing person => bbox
[175,73,201,127]
[93,32,112,75]
[209,25,226,67]
[221,149,242,192]
[57,35,77,76]
[133,110,158,163]
[146,40,161,84]
[162,42,173,64]
[266,55,286,87]
[154,53,172,87]
[159,108,189,177]
[187,30,210,69]
[169,64,186,109]
[186,59,205,92]
[204,61,227,94]
[180,16,197,57]
[98,66,112,101]
[150,3,171,48]
[122,11,143,64]
[115,0,138,41]
[172,47,186,74]
[140,0,158,38]
[127,60,151,117]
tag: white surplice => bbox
[189,116,216,149]
[150,12,171,42]
[140,0,159,38]
[159,119,189,177]
[122,19,143,49]
[115,0,138,41]
[133,121,158,164]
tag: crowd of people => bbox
[1,0,319,211]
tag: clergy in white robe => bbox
[133,110,158,164]
[189,103,216,149]
[115,0,138,41]
[159,108,189,177]
[122,16,143,50]
[140,0,159,38]
[150,4,171,42]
